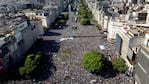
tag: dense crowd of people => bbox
[6,13,135,84]
[45,22,134,84]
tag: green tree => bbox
[88,11,93,19]
[19,67,26,76]
[19,52,43,79]
[57,20,65,25]
[82,51,105,73]
[63,13,68,20]
[80,8,87,14]
[81,13,88,18]
[81,18,90,25]
[79,0,93,25]
[112,58,127,73]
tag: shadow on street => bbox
[31,39,60,81]
[33,39,60,54]
[44,31,61,36]
[2,34,60,82]
[95,60,117,79]
[49,24,68,30]
[33,53,57,82]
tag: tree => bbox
[19,67,26,76]
[82,51,105,73]
[88,11,93,19]
[112,58,127,73]
[57,20,65,25]
[81,18,90,25]
[63,13,68,20]
[81,13,88,18]
[19,52,43,79]
[79,0,92,25]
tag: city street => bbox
[0,0,147,83]
[7,12,133,84]
[39,15,133,83]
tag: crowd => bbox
[46,21,134,84]
[6,12,134,84]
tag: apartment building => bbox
[116,26,145,71]
[0,13,44,73]
[25,9,57,28]
[0,0,69,73]
[107,20,124,42]
[134,31,149,84]
[25,0,68,28]
[85,0,110,26]
[85,0,149,83]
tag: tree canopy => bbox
[82,51,105,73]
[79,0,93,25]
[19,52,43,79]
[81,18,90,25]
[112,58,127,73]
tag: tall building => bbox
[134,31,149,84]
[0,12,44,73]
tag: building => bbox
[25,0,69,28]
[134,31,149,84]
[115,26,145,74]
[0,0,69,73]
[85,0,149,83]
[107,20,124,42]
[25,9,57,28]
[0,13,44,73]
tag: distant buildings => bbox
[24,0,68,28]
[25,9,55,28]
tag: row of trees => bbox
[79,0,93,25]
[19,52,43,79]
[82,51,127,74]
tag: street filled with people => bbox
[6,9,135,84]
[44,19,134,84]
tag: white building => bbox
[0,13,44,72]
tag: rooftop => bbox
[126,26,146,37]
[0,13,28,36]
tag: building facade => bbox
[134,31,149,84]
[0,13,44,73]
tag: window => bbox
[138,13,147,20]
